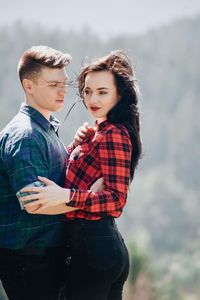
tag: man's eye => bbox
[49,83,57,87]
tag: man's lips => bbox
[90,107,100,111]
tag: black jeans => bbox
[66,217,129,300]
[0,246,67,300]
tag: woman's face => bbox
[83,70,120,123]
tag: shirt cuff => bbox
[69,188,76,202]
[68,189,93,208]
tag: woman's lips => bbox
[90,107,100,111]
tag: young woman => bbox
[20,50,142,300]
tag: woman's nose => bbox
[89,94,98,104]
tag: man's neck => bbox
[24,98,51,120]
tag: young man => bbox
[0,46,71,300]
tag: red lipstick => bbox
[90,107,100,111]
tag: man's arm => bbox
[4,135,50,211]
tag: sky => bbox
[1,0,200,37]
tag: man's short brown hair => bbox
[18,45,71,83]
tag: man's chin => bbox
[54,105,64,112]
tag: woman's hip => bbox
[66,216,129,273]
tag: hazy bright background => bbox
[0,1,200,299]
[1,0,200,36]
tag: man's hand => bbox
[90,177,105,192]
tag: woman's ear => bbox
[117,94,121,103]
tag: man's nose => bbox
[58,87,67,96]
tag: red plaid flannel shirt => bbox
[64,120,132,220]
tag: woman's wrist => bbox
[63,188,76,206]
[64,188,70,204]
[60,188,71,204]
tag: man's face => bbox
[30,67,68,116]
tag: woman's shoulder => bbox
[105,122,130,138]
[92,122,130,146]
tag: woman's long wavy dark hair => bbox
[77,50,142,181]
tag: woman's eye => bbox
[84,90,90,95]
[99,91,107,95]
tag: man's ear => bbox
[22,78,34,94]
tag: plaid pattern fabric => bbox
[0,104,67,249]
[65,120,132,220]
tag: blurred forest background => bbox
[0,12,200,300]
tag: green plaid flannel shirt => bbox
[0,104,67,249]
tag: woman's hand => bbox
[72,122,96,147]
[19,176,70,210]
[25,204,42,214]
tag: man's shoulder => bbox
[2,111,45,134]
[0,112,47,147]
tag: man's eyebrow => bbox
[48,79,67,83]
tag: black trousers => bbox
[0,246,67,300]
[66,217,130,300]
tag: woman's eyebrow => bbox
[96,87,109,90]
[84,86,109,90]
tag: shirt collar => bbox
[95,120,108,131]
[19,103,60,132]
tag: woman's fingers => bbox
[77,126,87,137]
[73,122,96,147]
[24,199,45,207]
[77,131,86,139]
[20,177,53,194]
[83,122,89,128]
[38,176,54,185]
[20,193,41,202]
[20,186,41,193]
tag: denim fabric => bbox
[0,246,67,300]
[65,217,129,300]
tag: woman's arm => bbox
[66,127,132,214]
[20,177,104,214]
[25,203,78,215]
[20,127,132,214]
[19,178,71,212]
